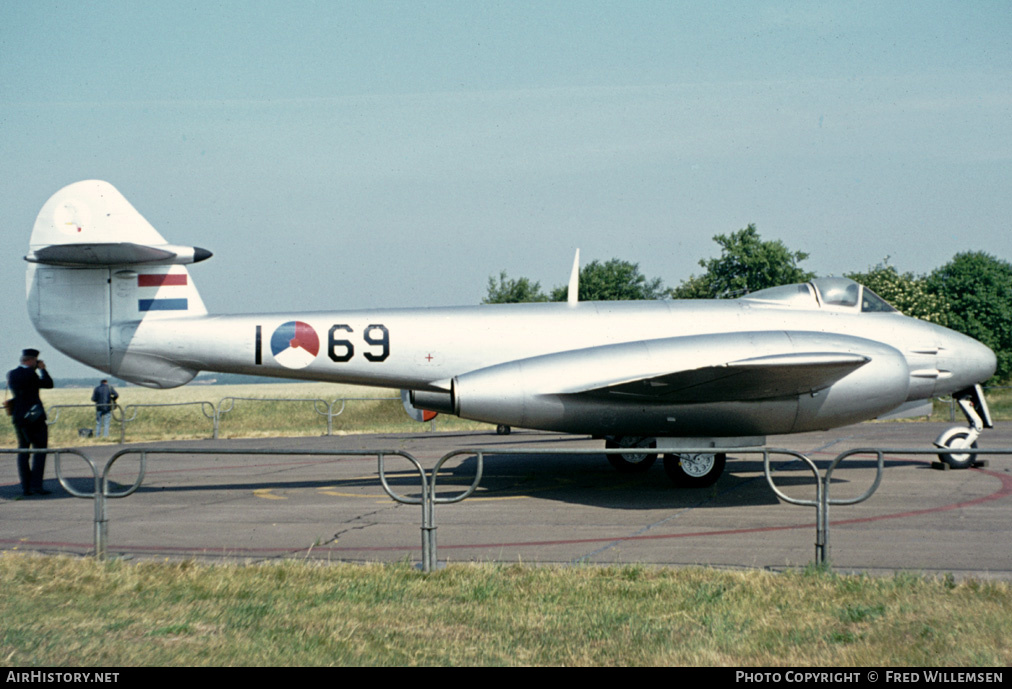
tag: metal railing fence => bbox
[215,395,399,437]
[38,395,406,442]
[114,401,216,443]
[4,444,1009,571]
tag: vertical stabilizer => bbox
[31,180,170,249]
[26,181,211,387]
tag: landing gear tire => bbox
[663,452,726,488]
[936,429,978,469]
[605,437,657,473]
[496,424,512,436]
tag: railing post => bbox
[376,450,433,571]
[94,485,108,561]
[817,481,828,566]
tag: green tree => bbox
[671,224,814,299]
[846,263,949,325]
[482,271,549,304]
[927,252,1012,382]
[548,259,666,302]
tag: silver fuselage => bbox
[77,296,992,438]
[24,181,998,443]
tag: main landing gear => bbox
[663,452,726,488]
[604,436,726,487]
[604,436,657,473]
[934,385,993,469]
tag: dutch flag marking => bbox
[137,273,189,312]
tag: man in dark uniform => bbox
[6,348,54,496]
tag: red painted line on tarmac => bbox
[825,464,1012,527]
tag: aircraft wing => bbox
[456,330,887,406]
[453,329,912,437]
[587,351,870,402]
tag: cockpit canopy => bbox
[741,277,897,313]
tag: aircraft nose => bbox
[970,338,999,382]
[937,328,997,392]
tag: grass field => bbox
[0,556,1009,667]
[3,383,1010,448]
[1,382,494,447]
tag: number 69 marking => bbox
[363,324,390,362]
[328,324,389,363]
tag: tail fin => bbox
[26,181,213,388]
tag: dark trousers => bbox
[13,420,48,493]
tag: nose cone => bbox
[972,339,999,382]
[936,327,997,393]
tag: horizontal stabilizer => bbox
[26,180,211,385]
[27,242,212,267]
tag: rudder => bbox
[26,181,212,388]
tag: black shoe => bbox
[22,490,33,497]
[35,489,52,496]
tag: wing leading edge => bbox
[458,330,884,403]
[591,350,871,402]
[451,330,909,435]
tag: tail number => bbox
[328,324,390,363]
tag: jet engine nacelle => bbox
[452,331,911,437]
[792,342,911,431]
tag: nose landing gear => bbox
[934,384,993,469]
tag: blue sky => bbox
[2,1,1010,377]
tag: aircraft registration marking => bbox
[327,324,390,362]
[254,323,390,366]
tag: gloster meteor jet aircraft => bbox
[24,181,997,486]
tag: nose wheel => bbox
[934,385,992,469]
[935,428,979,469]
